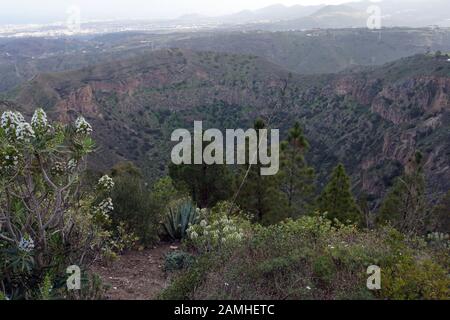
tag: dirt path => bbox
[92,243,175,300]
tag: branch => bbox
[3,188,18,243]
[0,233,15,243]
[36,153,58,190]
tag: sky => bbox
[0,0,360,25]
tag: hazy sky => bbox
[0,0,359,24]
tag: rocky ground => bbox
[92,243,176,300]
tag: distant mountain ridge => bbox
[191,0,450,29]
[2,28,450,94]
[1,0,449,38]
[218,4,324,23]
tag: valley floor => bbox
[92,243,174,300]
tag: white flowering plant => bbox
[75,116,93,135]
[98,175,115,191]
[18,234,35,253]
[0,108,107,299]
[186,201,250,254]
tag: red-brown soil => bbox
[92,243,176,300]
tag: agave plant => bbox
[163,199,199,240]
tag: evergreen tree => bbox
[317,163,361,224]
[377,152,428,234]
[280,122,316,218]
[169,141,234,209]
[236,119,288,225]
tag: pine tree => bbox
[377,152,428,234]
[169,160,234,209]
[280,122,316,218]
[236,119,288,225]
[168,128,235,209]
[317,163,361,224]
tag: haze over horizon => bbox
[0,0,371,25]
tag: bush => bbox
[0,109,111,299]
[312,255,336,285]
[151,176,186,211]
[110,162,158,246]
[381,256,449,300]
[158,254,215,300]
[164,251,194,272]
[186,201,249,255]
[162,213,449,300]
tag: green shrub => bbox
[164,251,194,272]
[158,254,215,300]
[313,255,336,285]
[110,162,158,246]
[381,257,449,300]
[151,176,186,213]
[257,255,300,276]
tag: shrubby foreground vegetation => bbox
[162,211,449,300]
[0,109,449,300]
[0,109,133,299]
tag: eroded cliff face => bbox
[370,77,450,124]
[331,75,450,123]
[56,85,98,122]
[331,76,382,106]
[328,73,450,199]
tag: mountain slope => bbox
[3,51,450,203]
[11,49,291,177]
[166,28,450,74]
[1,28,450,94]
